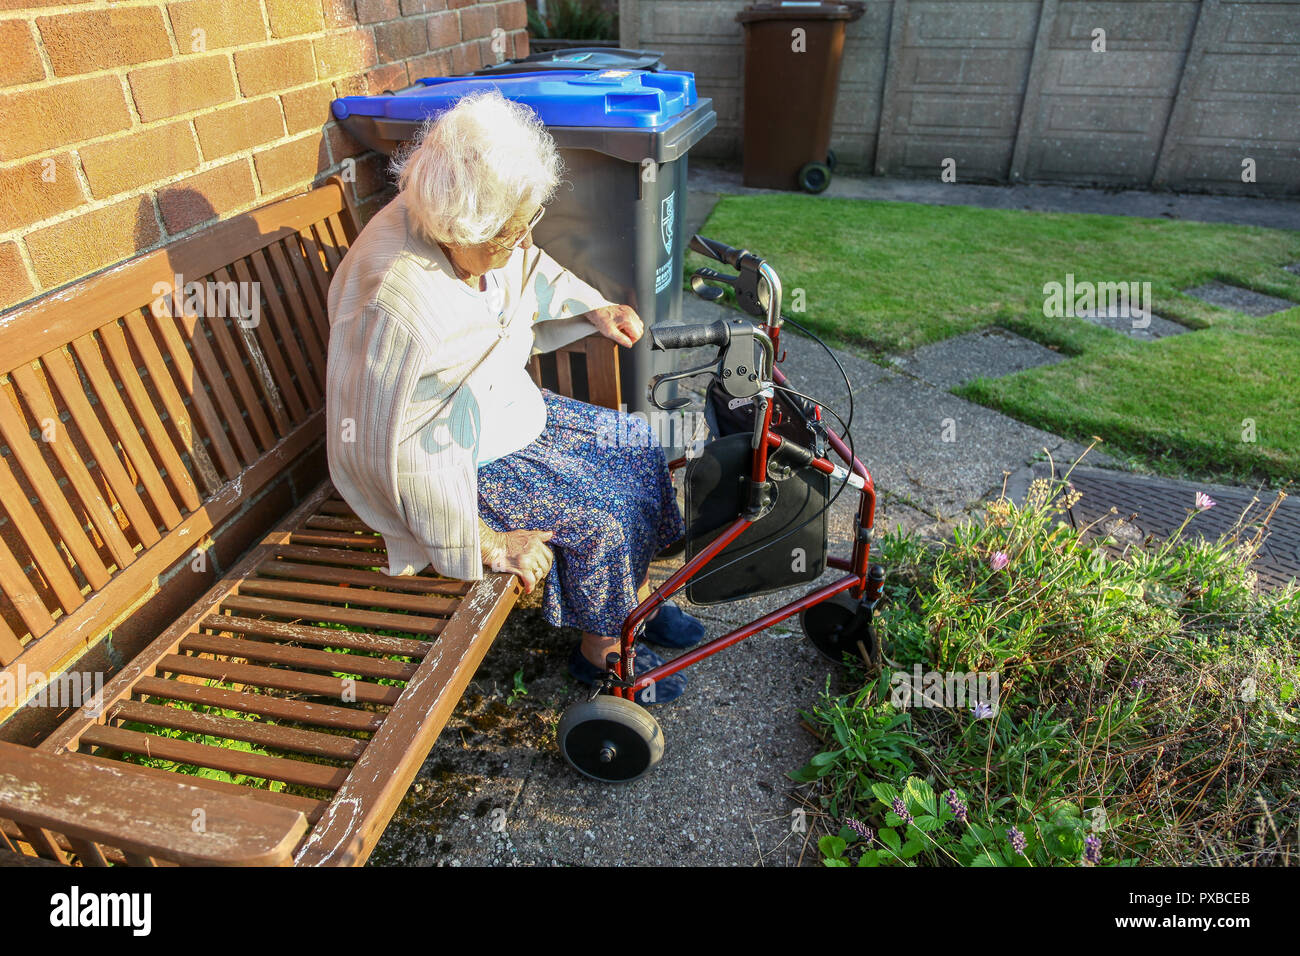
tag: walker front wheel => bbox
[800,593,880,666]
[558,696,664,783]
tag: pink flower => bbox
[989,551,1010,571]
[1195,491,1217,511]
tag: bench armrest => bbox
[0,741,307,866]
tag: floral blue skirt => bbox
[477,389,684,637]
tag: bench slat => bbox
[219,592,448,636]
[0,389,112,590]
[0,532,55,645]
[80,723,350,791]
[257,558,470,596]
[9,364,139,571]
[109,699,366,762]
[134,674,383,734]
[200,613,430,658]
[38,350,162,546]
[71,326,201,513]
[180,632,419,682]
[0,741,309,866]
[158,652,403,706]
[0,447,85,614]
[246,248,323,409]
[265,242,328,387]
[237,576,460,616]
[229,257,308,422]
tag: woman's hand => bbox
[586,304,643,348]
[480,524,555,594]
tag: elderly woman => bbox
[326,90,705,704]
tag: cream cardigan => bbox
[325,192,615,581]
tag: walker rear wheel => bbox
[800,593,880,666]
[558,696,664,783]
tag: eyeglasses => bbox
[487,206,545,251]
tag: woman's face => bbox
[482,202,541,268]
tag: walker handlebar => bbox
[649,319,732,351]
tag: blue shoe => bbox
[642,601,707,649]
[567,642,687,706]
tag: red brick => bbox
[427,9,459,48]
[314,31,378,78]
[26,196,161,288]
[158,159,258,232]
[448,0,477,9]
[449,41,482,74]
[194,97,285,159]
[128,55,237,123]
[282,82,336,134]
[375,17,426,61]
[253,131,327,196]
[407,50,453,81]
[323,0,360,28]
[167,0,267,52]
[402,0,448,13]
[364,62,408,94]
[0,154,85,233]
[0,20,45,88]
[512,29,529,59]
[79,121,201,198]
[0,242,35,311]
[37,8,172,77]
[500,1,527,31]
[235,40,317,97]
[459,3,497,40]
[355,0,398,23]
[0,75,132,162]
[264,0,326,37]
[350,152,390,200]
[326,121,368,163]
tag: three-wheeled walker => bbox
[557,234,886,782]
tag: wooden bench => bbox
[0,179,621,866]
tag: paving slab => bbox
[1012,464,1298,592]
[1182,280,1297,316]
[888,326,1067,390]
[1076,307,1190,340]
[1286,263,1300,276]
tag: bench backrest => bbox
[0,179,357,686]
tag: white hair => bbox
[392,88,562,247]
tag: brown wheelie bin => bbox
[736,1,865,192]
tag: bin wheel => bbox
[558,696,664,783]
[826,149,838,171]
[800,592,880,666]
[798,161,832,194]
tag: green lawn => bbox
[690,195,1300,483]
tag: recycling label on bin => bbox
[655,191,676,293]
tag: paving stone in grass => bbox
[889,327,1066,391]
[1183,280,1297,316]
[1075,304,1189,340]
[1285,263,1300,276]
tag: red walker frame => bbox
[608,322,881,702]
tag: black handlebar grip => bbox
[649,319,732,351]
[689,234,746,269]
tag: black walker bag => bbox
[683,381,829,606]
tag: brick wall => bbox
[0,0,531,314]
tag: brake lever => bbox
[647,356,722,410]
[690,267,738,303]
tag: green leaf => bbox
[818,835,847,859]
[878,828,901,851]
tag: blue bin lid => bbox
[331,69,698,130]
